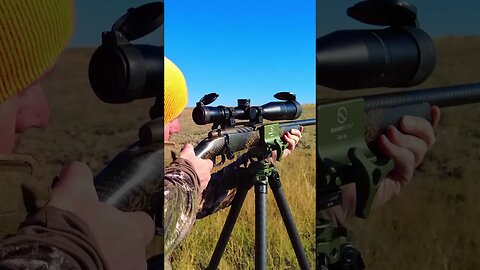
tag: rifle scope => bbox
[89,2,164,104]
[317,0,436,90]
[192,92,302,126]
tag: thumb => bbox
[180,144,195,157]
[181,143,194,152]
[48,162,98,211]
[125,211,156,245]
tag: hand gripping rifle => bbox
[316,1,480,269]
[316,83,480,269]
[191,93,315,270]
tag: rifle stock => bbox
[194,119,316,160]
[317,82,480,217]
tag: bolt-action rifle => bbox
[191,92,315,161]
[316,1,480,269]
[190,92,316,269]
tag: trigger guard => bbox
[213,154,226,168]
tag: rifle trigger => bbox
[213,154,227,168]
[224,135,235,160]
[226,146,234,160]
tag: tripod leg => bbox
[269,172,311,270]
[207,185,249,270]
[255,182,268,270]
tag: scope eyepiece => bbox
[192,105,244,126]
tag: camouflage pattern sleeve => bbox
[197,153,251,219]
[163,158,200,262]
[0,206,106,270]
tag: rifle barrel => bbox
[279,118,316,128]
[365,82,480,109]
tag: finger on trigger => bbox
[399,116,435,148]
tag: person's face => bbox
[164,118,181,141]
[0,82,50,154]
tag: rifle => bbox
[191,92,315,161]
[190,93,316,269]
[317,83,480,269]
[316,0,480,269]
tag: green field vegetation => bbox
[11,36,480,270]
[318,36,480,270]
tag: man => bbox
[162,56,440,269]
[163,57,304,269]
[0,2,440,270]
[0,2,154,269]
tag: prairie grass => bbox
[168,105,316,269]
[13,36,480,270]
[318,37,480,270]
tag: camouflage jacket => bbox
[0,206,106,270]
[0,154,107,269]
[164,154,250,269]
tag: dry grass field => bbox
[318,36,480,270]
[9,36,480,269]
[167,106,316,270]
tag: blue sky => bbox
[165,0,315,106]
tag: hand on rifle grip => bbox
[374,106,440,208]
[180,144,214,194]
[332,106,440,224]
[47,162,155,270]
[272,126,304,161]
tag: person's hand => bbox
[373,106,441,208]
[179,144,214,194]
[272,126,304,160]
[324,107,441,226]
[47,162,154,270]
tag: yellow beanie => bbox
[0,0,74,103]
[165,57,188,124]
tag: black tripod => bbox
[206,155,310,270]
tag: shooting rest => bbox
[206,123,311,270]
